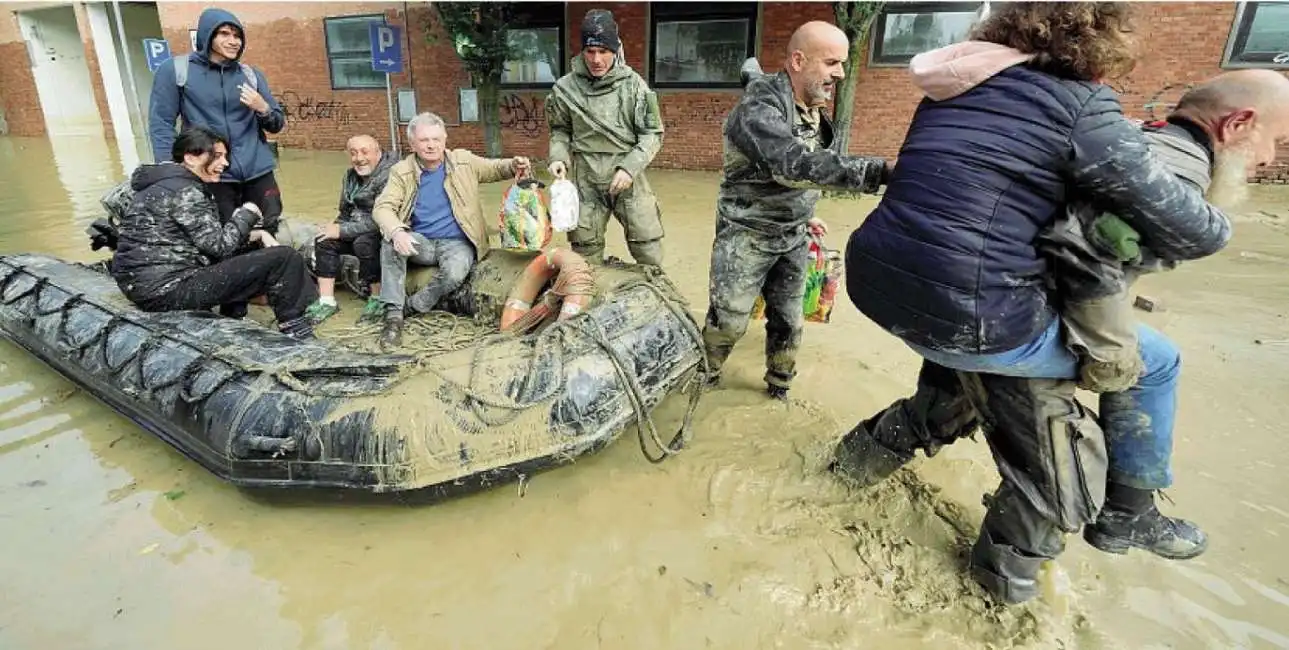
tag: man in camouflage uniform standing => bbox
[703,21,889,400]
[546,9,665,266]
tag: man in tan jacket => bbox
[372,111,530,350]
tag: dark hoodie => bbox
[111,162,258,304]
[336,151,397,239]
[147,8,285,184]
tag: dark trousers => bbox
[209,172,284,232]
[208,172,284,317]
[315,232,382,285]
[140,247,318,323]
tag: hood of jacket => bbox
[193,7,245,67]
[570,54,634,96]
[909,41,1034,101]
[130,162,201,192]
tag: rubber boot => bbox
[829,419,914,489]
[1083,483,1208,559]
[970,528,1048,605]
[969,484,1066,605]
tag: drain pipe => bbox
[111,1,146,143]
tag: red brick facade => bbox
[1,1,1286,180]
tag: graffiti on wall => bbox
[499,94,545,137]
[273,90,356,126]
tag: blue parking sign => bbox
[369,23,402,74]
[143,38,171,73]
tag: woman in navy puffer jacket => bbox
[834,2,1229,605]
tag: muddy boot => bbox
[829,419,914,489]
[277,315,315,341]
[970,484,1066,606]
[1083,483,1207,560]
[766,384,788,401]
[379,308,404,351]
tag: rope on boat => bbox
[504,251,597,335]
[326,265,710,464]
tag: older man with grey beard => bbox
[832,68,1289,593]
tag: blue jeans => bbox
[909,319,1181,490]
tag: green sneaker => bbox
[305,300,340,324]
[356,296,385,325]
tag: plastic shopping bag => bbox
[751,236,843,324]
[498,178,552,252]
[549,178,579,233]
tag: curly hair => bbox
[970,2,1138,82]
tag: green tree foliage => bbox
[426,3,517,156]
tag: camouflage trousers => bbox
[701,217,809,390]
[569,158,664,267]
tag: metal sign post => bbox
[369,22,404,153]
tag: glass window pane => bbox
[879,10,977,59]
[653,19,749,85]
[331,57,385,89]
[326,17,379,55]
[502,27,561,84]
[1244,3,1289,53]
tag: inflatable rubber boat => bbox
[0,249,706,497]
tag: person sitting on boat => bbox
[111,126,319,340]
[372,111,531,350]
[304,134,397,326]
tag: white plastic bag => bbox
[549,178,580,233]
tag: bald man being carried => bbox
[305,134,397,325]
[701,21,890,400]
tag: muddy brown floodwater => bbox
[2,134,1289,649]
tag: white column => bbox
[85,2,140,175]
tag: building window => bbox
[869,2,985,67]
[324,15,388,90]
[649,3,758,89]
[501,2,565,88]
[1223,2,1289,69]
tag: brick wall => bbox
[0,9,44,136]
[46,0,1288,183]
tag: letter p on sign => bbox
[368,22,403,74]
[142,38,172,73]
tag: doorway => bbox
[17,6,101,136]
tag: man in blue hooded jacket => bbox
[148,7,286,232]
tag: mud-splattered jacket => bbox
[111,163,258,303]
[718,70,887,234]
[335,151,396,239]
[546,56,663,182]
[1044,117,1214,302]
[845,41,1231,355]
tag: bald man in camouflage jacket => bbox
[703,22,889,400]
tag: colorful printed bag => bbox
[751,236,843,324]
[498,178,552,252]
